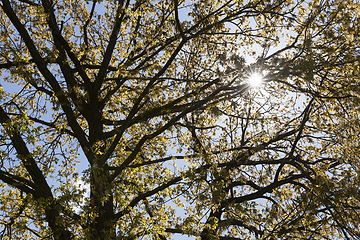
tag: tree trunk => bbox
[88,165,115,239]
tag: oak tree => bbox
[0,0,359,239]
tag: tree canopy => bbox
[0,0,360,239]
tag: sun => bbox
[248,73,263,87]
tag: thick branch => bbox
[0,106,51,198]
[95,0,130,91]
[113,176,182,219]
[1,0,94,164]
[0,169,36,195]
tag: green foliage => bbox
[0,0,359,239]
